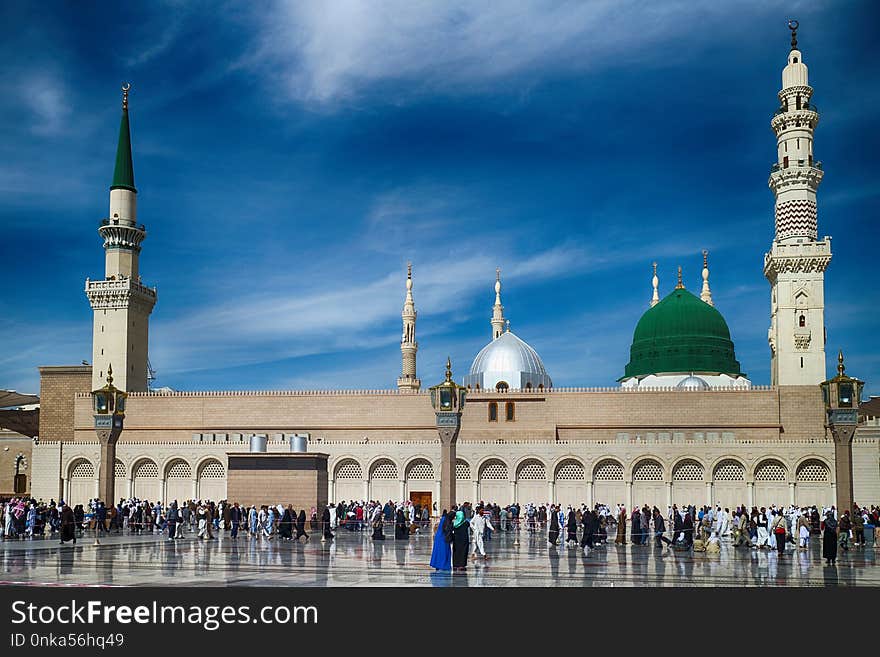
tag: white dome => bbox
[463,331,552,391]
[677,375,710,390]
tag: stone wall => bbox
[38,366,92,442]
[0,430,33,496]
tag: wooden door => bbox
[409,491,431,511]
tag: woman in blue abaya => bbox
[430,510,452,571]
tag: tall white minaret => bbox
[764,21,831,386]
[650,262,659,307]
[85,85,157,392]
[397,262,420,391]
[700,250,713,306]
[491,268,505,339]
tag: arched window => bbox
[488,402,498,422]
[799,315,806,327]
[505,402,515,421]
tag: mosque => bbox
[14,25,880,512]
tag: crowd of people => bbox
[5,493,877,574]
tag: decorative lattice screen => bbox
[594,460,624,481]
[167,461,192,478]
[335,460,363,479]
[555,461,584,480]
[371,461,398,479]
[479,461,508,480]
[713,460,745,481]
[114,460,126,478]
[455,460,470,480]
[673,461,704,481]
[633,461,663,481]
[517,461,546,480]
[133,460,159,479]
[406,460,434,480]
[199,461,225,478]
[796,461,829,482]
[755,461,786,482]
[70,460,94,478]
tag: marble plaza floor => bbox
[0,527,877,587]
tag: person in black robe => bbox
[372,512,385,540]
[451,510,469,570]
[295,509,309,541]
[59,504,76,544]
[811,507,821,535]
[548,506,560,546]
[321,506,333,540]
[566,508,578,544]
[580,510,595,553]
[822,511,838,565]
[394,508,408,540]
[682,512,694,548]
[279,507,293,540]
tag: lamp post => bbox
[429,358,467,515]
[92,365,127,508]
[819,351,864,514]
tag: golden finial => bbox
[122,83,131,111]
[496,267,501,282]
[676,266,684,289]
[703,249,708,268]
[505,319,511,332]
[788,19,799,51]
[445,357,453,382]
[106,363,114,386]
[407,261,412,279]
[837,349,845,377]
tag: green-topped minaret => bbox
[85,84,157,392]
[110,83,136,192]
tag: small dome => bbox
[621,287,744,381]
[677,375,710,390]
[463,331,552,391]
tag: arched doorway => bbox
[478,460,508,504]
[369,459,398,503]
[197,460,226,502]
[795,460,831,508]
[13,455,27,495]
[592,460,624,508]
[712,460,746,509]
[67,459,95,507]
[334,459,363,502]
[671,460,704,508]
[515,459,546,505]
[114,460,127,503]
[632,459,665,510]
[554,460,585,507]
[753,460,788,508]
[131,459,160,502]
[165,459,192,505]
[405,459,434,511]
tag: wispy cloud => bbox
[247,0,762,105]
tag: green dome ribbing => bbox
[621,287,744,380]
[110,107,136,192]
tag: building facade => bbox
[28,25,880,511]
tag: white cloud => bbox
[248,0,758,104]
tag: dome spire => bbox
[491,267,506,340]
[700,250,713,306]
[676,266,684,289]
[651,262,659,307]
[788,19,798,51]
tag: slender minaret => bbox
[397,262,420,391]
[491,268,505,339]
[650,262,659,307]
[764,21,831,386]
[700,250,713,306]
[85,85,157,392]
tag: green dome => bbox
[621,287,744,380]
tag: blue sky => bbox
[1,1,878,397]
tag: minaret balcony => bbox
[85,276,157,311]
[98,219,146,251]
[768,165,823,193]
